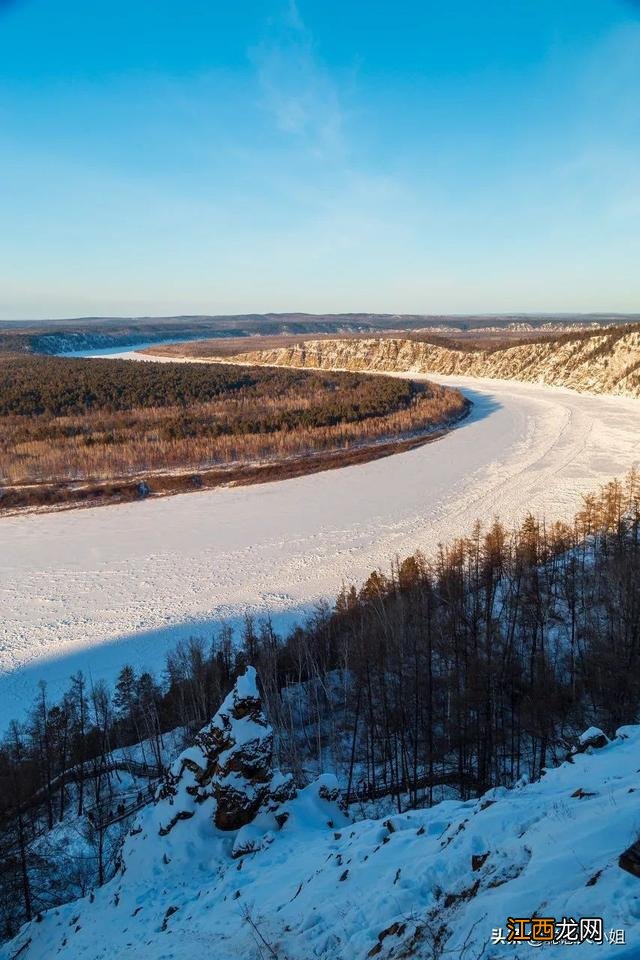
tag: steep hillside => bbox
[228,325,640,399]
[5,669,640,960]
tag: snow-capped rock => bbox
[157,666,296,836]
[578,727,609,751]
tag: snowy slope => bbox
[1,370,640,729]
[5,678,640,960]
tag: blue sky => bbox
[0,0,639,318]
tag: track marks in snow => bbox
[0,372,639,726]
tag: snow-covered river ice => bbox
[1,346,639,728]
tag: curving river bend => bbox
[1,349,639,727]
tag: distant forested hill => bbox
[0,312,635,355]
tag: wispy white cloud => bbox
[283,0,306,36]
[249,1,345,158]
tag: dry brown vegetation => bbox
[0,354,467,512]
[1,391,464,484]
[143,335,315,359]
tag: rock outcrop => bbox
[227,326,640,399]
[157,666,296,837]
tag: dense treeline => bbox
[1,472,639,936]
[0,354,414,418]
[255,472,640,806]
[0,355,465,490]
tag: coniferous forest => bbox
[0,354,466,511]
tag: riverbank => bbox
[2,371,639,725]
[0,403,469,516]
[0,352,467,515]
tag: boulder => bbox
[577,727,609,751]
[566,726,609,762]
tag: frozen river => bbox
[1,351,639,727]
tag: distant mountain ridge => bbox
[1,313,638,355]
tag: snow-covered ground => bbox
[63,340,189,358]
[1,352,639,728]
[5,673,640,959]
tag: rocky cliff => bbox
[228,326,640,399]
